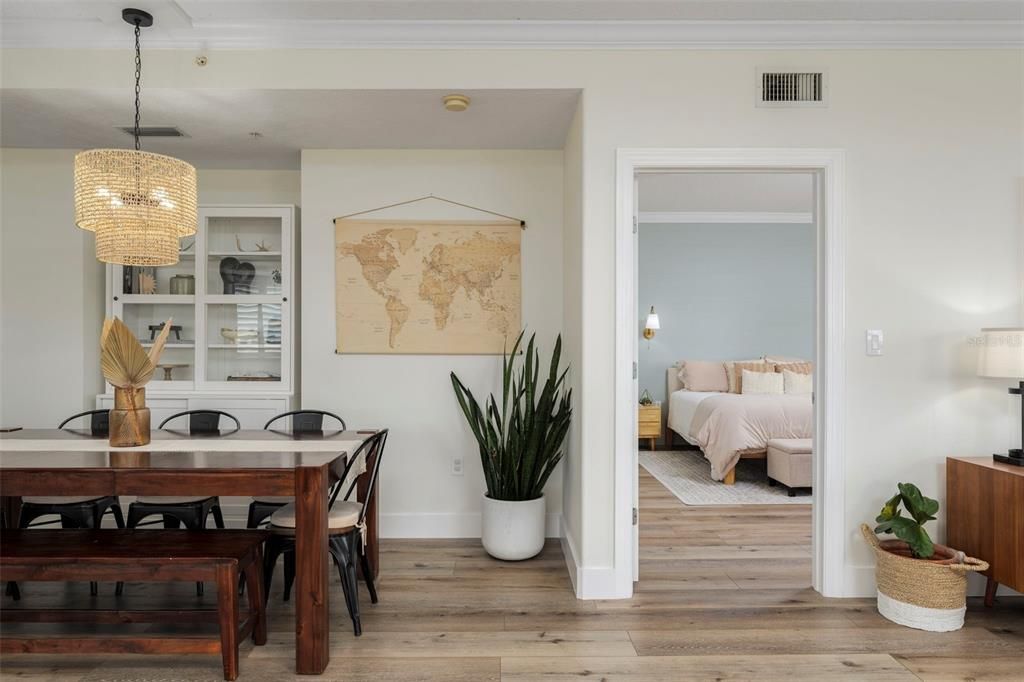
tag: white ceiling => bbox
[0,89,581,169]
[639,172,814,214]
[1,1,1020,48]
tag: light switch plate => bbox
[866,329,884,356]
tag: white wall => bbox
[0,149,104,428]
[0,151,300,427]
[561,102,585,576]
[300,149,565,538]
[3,48,1021,597]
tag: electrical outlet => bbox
[451,456,464,476]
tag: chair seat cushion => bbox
[252,496,293,504]
[134,496,215,505]
[269,501,362,530]
[23,496,105,505]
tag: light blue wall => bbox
[638,222,814,440]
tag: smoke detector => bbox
[443,94,470,112]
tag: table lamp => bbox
[978,327,1024,466]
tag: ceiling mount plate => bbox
[122,8,153,28]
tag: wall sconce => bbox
[643,306,661,340]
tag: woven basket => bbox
[860,524,987,632]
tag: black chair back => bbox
[57,410,110,437]
[326,430,388,527]
[158,410,241,434]
[263,410,346,433]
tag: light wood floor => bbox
[2,469,1021,680]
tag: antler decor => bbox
[100,316,172,447]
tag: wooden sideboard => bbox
[946,456,1024,606]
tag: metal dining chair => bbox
[246,410,349,528]
[262,429,387,637]
[262,409,346,433]
[5,410,127,599]
[122,410,239,596]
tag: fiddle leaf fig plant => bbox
[874,482,939,559]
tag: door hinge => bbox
[632,215,638,234]
[632,362,637,380]
[632,507,638,525]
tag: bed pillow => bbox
[726,360,773,393]
[783,369,813,395]
[741,369,784,395]
[774,360,814,375]
[679,361,729,392]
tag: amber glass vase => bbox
[109,387,150,447]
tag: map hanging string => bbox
[333,194,526,229]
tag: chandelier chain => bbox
[133,20,142,152]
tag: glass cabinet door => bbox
[205,216,285,297]
[205,302,283,384]
[120,302,196,388]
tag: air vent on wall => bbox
[116,126,188,138]
[757,71,826,107]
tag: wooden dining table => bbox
[0,428,380,675]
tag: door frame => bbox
[614,148,847,598]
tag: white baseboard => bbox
[560,528,628,599]
[560,528,581,597]
[380,512,562,539]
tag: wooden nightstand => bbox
[638,404,662,451]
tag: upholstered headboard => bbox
[667,363,683,396]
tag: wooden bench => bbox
[0,529,268,681]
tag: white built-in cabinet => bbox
[97,205,297,427]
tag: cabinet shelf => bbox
[208,251,281,259]
[119,295,195,304]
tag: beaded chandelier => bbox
[74,9,196,266]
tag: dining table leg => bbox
[294,465,330,675]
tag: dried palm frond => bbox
[147,319,173,368]
[100,317,172,388]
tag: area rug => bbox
[639,449,811,506]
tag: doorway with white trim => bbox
[613,149,847,599]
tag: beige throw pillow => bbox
[774,361,814,375]
[741,369,784,395]
[783,369,813,394]
[680,361,729,392]
[726,360,773,393]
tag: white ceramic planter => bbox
[481,493,545,561]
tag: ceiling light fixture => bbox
[443,94,471,112]
[74,8,197,266]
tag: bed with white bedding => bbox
[666,367,812,483]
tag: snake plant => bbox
[451,331,572,502]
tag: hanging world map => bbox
[334,219,522,354]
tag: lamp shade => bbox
[74,149,198,266]
[977,328,1024,379]
[645,311,661,331]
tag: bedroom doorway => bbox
[613,149,847,599]
[637,171,816,592]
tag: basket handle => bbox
[860,523,989,572]
[859,523,882,550]
[948,556,989,573]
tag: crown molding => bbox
[1,20,1020,50]
[639,211,814,224]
